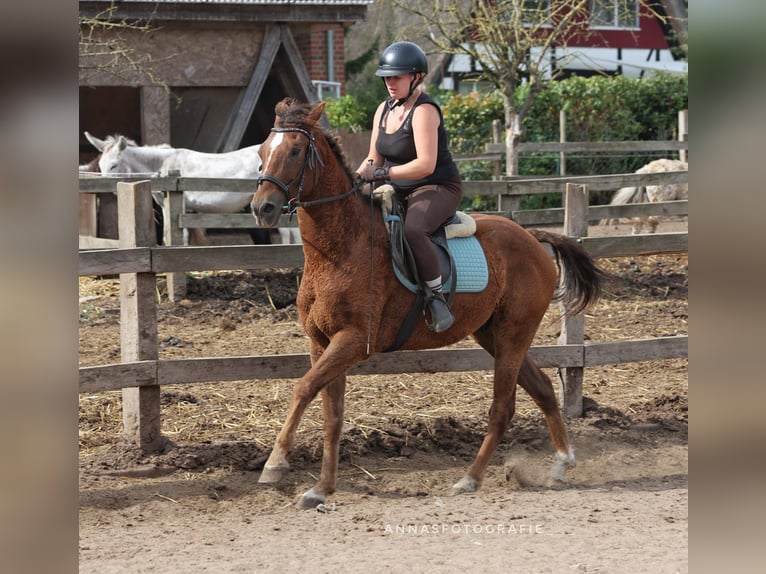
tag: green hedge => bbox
[514,73,688,178]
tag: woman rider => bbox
[355,41,463,333]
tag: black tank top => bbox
[376,92,460,195]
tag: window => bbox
[590,0,639,29]
[497,0,551,26]
[522,0,551,26]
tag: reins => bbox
[366,162,376,355]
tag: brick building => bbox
[79,0,372,162]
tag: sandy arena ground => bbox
[79,221,687,573]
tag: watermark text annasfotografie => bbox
[383,523,544,535]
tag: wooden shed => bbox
[79,0,372,162]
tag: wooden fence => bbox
[79,175,688,452]
[454,108,689,175]
[79,170,687,303]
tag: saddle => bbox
[373,185,488,352]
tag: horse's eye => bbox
[291,146,302,157]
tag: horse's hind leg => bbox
[452,338,524,494]
[516,355,574,483]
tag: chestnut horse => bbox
[251,98,607,509]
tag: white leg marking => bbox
[549,446,575,483]
[452,475,479,494]
[297,487,326,509]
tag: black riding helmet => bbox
[376,41,429,108]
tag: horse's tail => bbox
[609,186,643,206]
[602,185,646,225]
[528,229,610,316]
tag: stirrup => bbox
[426,291,454,333]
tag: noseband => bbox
[256,126,356,215]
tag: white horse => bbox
[83,132,301,244]
[606,158,688,234]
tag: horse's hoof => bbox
[258,465,288,484]
[296,488,325,510]
[451,475,480,495]
[547,475,569,488]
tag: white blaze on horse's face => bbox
[263,132,284,175]
[253,144,263,173]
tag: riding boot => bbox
[427,290,454,333]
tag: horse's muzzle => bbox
[250,197,281,228]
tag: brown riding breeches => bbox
[402,176,463,284]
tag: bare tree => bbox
[79,3,169,89]
[393,0,684,175]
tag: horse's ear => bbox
[84,131,107,152]
[308,101,326,123]
[117,136,128,151]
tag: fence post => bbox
[491,119,502,179]
[557,183,588,417]
[163,172,186,301]
[118,180,162,453]
[678,109,688,163]
[559,110,567,176]
[79,193,97,237]
[507,112,521,176]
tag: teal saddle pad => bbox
[393,235,489,294]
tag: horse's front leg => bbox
[258,332,365,504]
[296,374,346,509]
[256,376,313,484]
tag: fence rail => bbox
[80,337,687,394]
[78,170,688,198]
[485,140,688,154]
[511,199,688,226]
[78,170,688,246]
[451,131,689,176]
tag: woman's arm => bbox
[355,101,386,174]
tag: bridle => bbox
[256,126,357,216]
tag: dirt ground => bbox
[79,220,688,573]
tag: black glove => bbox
[361,164,390,183]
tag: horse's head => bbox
[251,99,326,227]
[98,135,131,175]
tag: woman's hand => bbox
[361,164,390,183]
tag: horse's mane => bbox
[276,98,355,179]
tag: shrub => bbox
[322,95,368,132]
[442,73,688,207]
